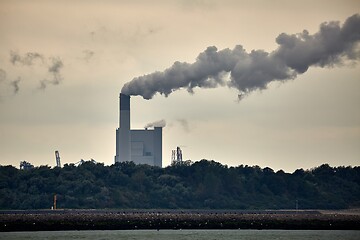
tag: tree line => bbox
[0,160,359,210]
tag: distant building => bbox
[115,94,162,167]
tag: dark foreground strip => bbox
[0,211,359,231]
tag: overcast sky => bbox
[0,0,359,172]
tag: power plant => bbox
[115,94,162,167]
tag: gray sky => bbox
[0,0,359,172]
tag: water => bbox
[0,230,359,240]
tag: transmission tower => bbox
[55,150,61,168]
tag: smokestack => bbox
[119,93,130,127]
[115,93,131,163]
[154,127,162,167]
[120,93,130,111]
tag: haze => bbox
[0,0,359,172]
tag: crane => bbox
[171,146,183,165]
[55,150,61,168]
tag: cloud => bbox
[121,14,360,100]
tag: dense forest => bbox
[0,160,359,210]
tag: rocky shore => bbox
[1,210,359,232]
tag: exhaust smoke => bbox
[121,14,360,100]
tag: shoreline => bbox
[1,210,359,232]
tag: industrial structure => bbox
[171,146,183,165]
[55,150,61,168]
[115,94,162,167]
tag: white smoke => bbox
[144,119,166,128]
[122,14,360,100]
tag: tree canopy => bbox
[0,160,359,210]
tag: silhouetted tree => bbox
[0,161,359,210]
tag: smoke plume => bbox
[121,14,360,100]
[39,57,64,89]
[10,51,44,66]
[7,51,65,92]
[10,77,21,94]
[48,57,63,84]
[144,119,166,128]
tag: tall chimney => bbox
[115,93,131,163]
[153,127,162,167]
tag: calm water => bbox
[0,230,359,240]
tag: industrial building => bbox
[115,94,162,167]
